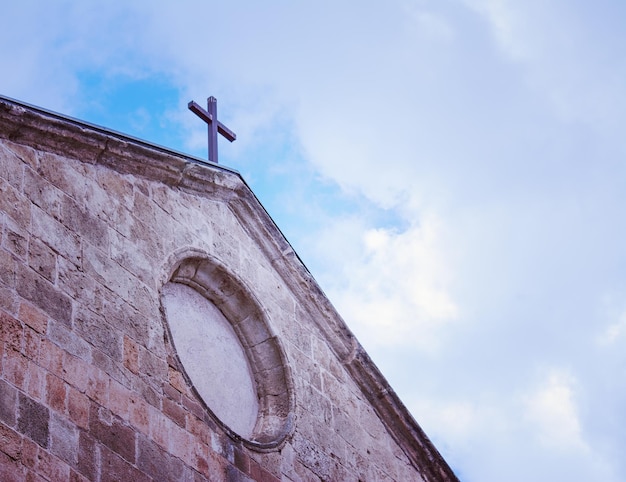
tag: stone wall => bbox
[0,98,456,482]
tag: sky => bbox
[2,1,626,480]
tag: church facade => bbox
[0,96,457,481]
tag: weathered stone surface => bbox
[5,219,28,261]
[76,432,96,480]
[23,167,63,219]
[60,194,109,251]
[137,433,188,480]
[0,310,22,351]
[0,379,17,427]
[89,407,136,463]
[49,412,78,466]
[47,320,91,360]
[30,205,81,266]
[27,237,56,282]
[17,393,49,447]
[15,264,72,327]
[0,143,25,189]
[99,444,150,482]
[74,307,121,360]
[0,177,30,224]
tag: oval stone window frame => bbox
[160,254,295,451]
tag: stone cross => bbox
[188,96,236,164]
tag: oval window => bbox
[160,256,294,450]
[162,282,258,437]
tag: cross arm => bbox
[188,100,236,142]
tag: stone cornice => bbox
[0,95,458,482]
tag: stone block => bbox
[132,377,159,409]
[109,228,156,286]
[45,374,67,414]
[249,339,284,371]
[235,315,271,348]
[61,353,90,394]
[168,366,188,394]
[22,167,63,219]
[123,336,139,374]
[18,303,47,335]
[137,433,185,481]
[90,406,136,463]
[138,345,167,385]
[101,202,134,239]
[128,394,151,435]
[0,177,30,224]
[76,432,96,480]
[4,220,28,260]
[91,349,130,387]
[128,213,165,260]
[132,191,171,236]
[36,152,89,202]
[15,264,72,327]
[292,434,332,481]
[101,295,150,344]
[25,361,46,402]
[162,381,181,404]
[249,457,281,482]
[69,467,91,482]
[56,256,98,306]
[99,445,151,482]
[95,168,135,210]
[332,407,366,452]
[163,396,186,428]
[21,436,39,469]
[150,184,175,214]
[186,412,212,447]
[47,320,91,360]
[23,326,43,362]
[0,249,17,289]
[37,339,65,379]
[0,143,25,189]
[84,366,110,406]
[0,379,17,427]
[0,451,27,482]
[82,243,136,306]
[182,394,205,421]
[3,349,28,391]
[283,319,312,358]
[27,237,57,284]
[166,419,194,461]
[67,388,89,431]
[0,285,19,316]
[60,194,110,251]
[49,413,78,466]
[74,307,121,361]
[0,421,23,461]
[108,379,133,422]
[0,309,23,351]
[30,206,81,267]
[17,393,49,448]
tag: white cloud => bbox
[462,0,626,129]
[596,300,626,345]
[523,370,587,452]
[312,212,458,352]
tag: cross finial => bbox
[188,96,236,164]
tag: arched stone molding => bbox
[160,253,295,451]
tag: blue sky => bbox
[3,1,626,480]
